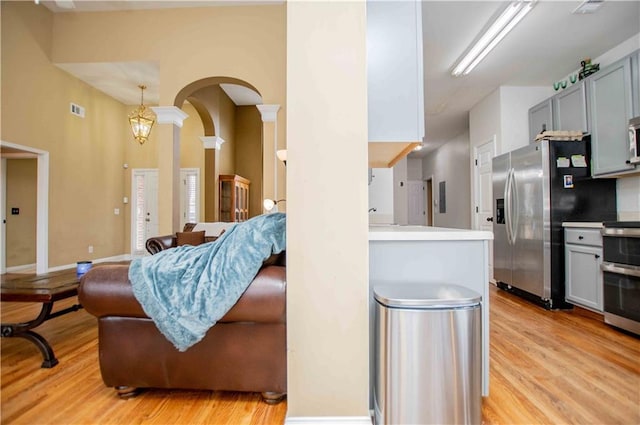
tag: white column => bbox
[151,106,189,232]
[256,104,281,212]
[199,136,226,151]
[151,106,189,128]
[199,136,226,221]
[286,1,369,422]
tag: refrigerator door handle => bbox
[504,168,512,245]
[511,169,519,245]
[503,170,509,243]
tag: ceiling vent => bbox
[572,0,604,14]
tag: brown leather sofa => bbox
[79,250,287,404]
[145,223,220,255]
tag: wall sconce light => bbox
[129,85,156,145]
[264,198,286,212]
[276,149,287,165]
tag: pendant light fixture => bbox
[128,84,156,145]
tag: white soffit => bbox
[54,61,160,105]
[220,84,263,106]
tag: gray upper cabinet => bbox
[589,55,635,176]
[633,50,640,116]
[553,80,589,134]
[367,0,424,143]
[528,98,553,143]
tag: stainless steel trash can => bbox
[374,283,481,425]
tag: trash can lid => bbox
[373,282,481,308]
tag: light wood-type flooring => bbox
[1,279,639,424]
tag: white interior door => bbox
[474,139,495,279]
[131,169,159,256]
[407,180,425,225]
[180,168,200,230]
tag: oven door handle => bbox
[601,228,640,237]
[601,261,640,278]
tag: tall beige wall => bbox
[218,89,236,176]
[2,1,285,266]
[2,2,128,267]
[287,1,369,420]
[50,4,286,234]
[5,159,37,267]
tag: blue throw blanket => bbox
[128,213,286,352]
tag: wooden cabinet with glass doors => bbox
[219,174,250,222]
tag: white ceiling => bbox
[416,0,640,156]
[45,0,640,155]
[54,62,263,107]
[55,61,160,105]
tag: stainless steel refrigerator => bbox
[492,139,617,309]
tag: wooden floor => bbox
[1,280,639,424]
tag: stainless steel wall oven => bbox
[601,222,640,335]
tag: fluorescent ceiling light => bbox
[452,1,536,77]
[573,0,604,14]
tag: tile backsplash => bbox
[617,175,640,221]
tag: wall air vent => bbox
[70,103,85,118]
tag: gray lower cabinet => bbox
[589,55,635,176]
[564,227,603,312]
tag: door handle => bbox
[595,254,600,259]
[486,217,494,222]
[145,218,150,222]
[578,236,584,240]
[602,262,640,278]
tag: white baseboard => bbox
[6,263,36,273]
[47,254,131,273]
[285,416,372,425]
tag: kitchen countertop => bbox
[369,225,493,241]
[561,222,604,229]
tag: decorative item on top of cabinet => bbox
[564,226,604,312]
[219,174,250,222]
[579,58,600,81]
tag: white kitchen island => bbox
[369,225,493,397]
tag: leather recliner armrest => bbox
[79,264,286,324]
[145,234,176,255]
